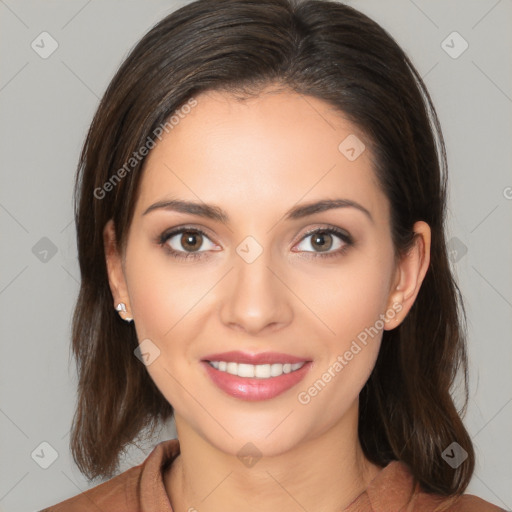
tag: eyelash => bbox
[157,226,354,261]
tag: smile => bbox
[201,350,312,400]
[208,361,306,379]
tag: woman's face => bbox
[107,88,409,457]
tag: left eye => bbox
[295,228,350,254]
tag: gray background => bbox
[0,1,511,511]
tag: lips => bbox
[201,351,313,401]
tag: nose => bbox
[219,250,293,336]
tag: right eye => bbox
[159,227,219,261]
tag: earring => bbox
[116,302,133,323]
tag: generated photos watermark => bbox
[297,302,402,405]
[93,97,198,200]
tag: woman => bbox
[41,0,503,510]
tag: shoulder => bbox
[419,492,507,512]
[412,491,506,512]
[363,460,506,512]
[407,475,505,511]
[454,494,507,511]
[37,463,144,511]
[38,439,180,512]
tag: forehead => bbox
[134,88,387,226]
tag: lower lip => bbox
[201,361,312,401]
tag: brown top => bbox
[40,439,504,512]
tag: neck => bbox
[165,400,382,512]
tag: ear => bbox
[384,221,431,330]
[103,219,132,320]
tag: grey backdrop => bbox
[0,1,511,511]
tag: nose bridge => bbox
[219,236,292,334]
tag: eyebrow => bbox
[142,198,374,224]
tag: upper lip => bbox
[202,351,310,365]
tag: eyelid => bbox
[158,223,353,261]
[158,225,220,249]
[158,223,351,245]
[292,224,353,246]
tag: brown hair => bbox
[70,0,474,495]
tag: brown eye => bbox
[180,231,203,252]
[295,227,351,255]
[310,231,334,252]
[160,227,217,258]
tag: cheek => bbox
[297,243,394,401]
[295,269,389,425]
[125,242,215,341]
[298,247,394,347]
[123,247,207,406]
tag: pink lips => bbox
[201,351,312,401]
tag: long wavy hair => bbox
[69,0,474,495]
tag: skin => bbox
[104,87,431,512]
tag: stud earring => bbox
[116,302,133,323]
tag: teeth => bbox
[208,361,305,379]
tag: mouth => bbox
[207,360,306,379]
[200,351,312,401]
